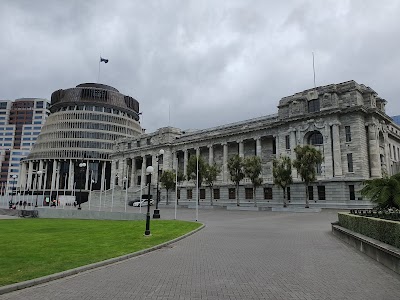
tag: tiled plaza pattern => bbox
[2,208,400,299]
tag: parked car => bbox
[133,199,154,207]
[128,199,141,206]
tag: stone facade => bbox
[111,80,400,208]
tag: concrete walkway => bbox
[2,208,400,299]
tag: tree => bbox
[244,156,263,207]
[360,173,400,209]
[228,154,245,206]
[293,145,323,208]
[273,155,293,207]
[159,170,176,205]
[186,155,207,204]
[204,163,221,205]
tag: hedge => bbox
[338,212,400,249]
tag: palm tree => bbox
[243,156,263,207]
[293,145,323,208]
[273,155,293,207]
[228,154,245,206]
[360,173,400,209]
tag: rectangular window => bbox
[285,135,290,150]
[200,189,205,199]
[245,188,253,199]
[127,142,131,149]
[36,101,44,108]
[187,189,192,199]
[287,187,291,201]
[345,126,351,142]
[317,186,326,200]
[229,188,236,199]
[136,175,141,186]
[308,186,314,200]
[394,145,396,161]
[213,188,220,200]
[146,138,151,145]
[272,138,276,154]
[347,153,353,172]
[308,99,320,113]
[349,185,355,200]
[264,187,273,200]
[136,140,140,147]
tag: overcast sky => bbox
[1,0,400,132]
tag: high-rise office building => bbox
[0,98,50,195]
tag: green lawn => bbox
[0,219,201,286]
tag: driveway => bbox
[2,208,400,299]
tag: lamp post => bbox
[78,162,86,210]
[35,171,43,207]
[145,166,154,236]
[153,149,164,219]
[10,174,18,204]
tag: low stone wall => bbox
[332,223,400,274]
[35,208,145,221]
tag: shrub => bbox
[338,212,400,249]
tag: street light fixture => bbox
[145,166,154,236]
[78,162,86,210]
[10,174,18,205]
[153,149,164,219]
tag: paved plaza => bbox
[2,208,400,299]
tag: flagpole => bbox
[97,56,101,83]
[312,52,316,88]
[175,166,178,220]
[196,154,199,222]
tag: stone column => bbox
[51,160,57,190]
[38,160,44,190]
[85,161,90,190]
[173,152,177,171]
[20,162,27,190]
[141,156,146,189]
[55,161,60,193]
[100,161,106,191]
[323,124,333,178]
[383,132,390,175]
[368,123,381,177]
[69,160,74,190]
[42,161,48,191]
[255,137,262,157]
[208,145,214,164]
[332,123,343,176]
[183,149,188,177]
[130,158,135,188]
[27,161,33,189]
[290,130,298,178]
[111,160,116,187]
[238,140,244,158]
[274,135,280,158]
[223,142,228,182]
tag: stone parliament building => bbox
[18,80,400,208]
[111,80,400,208]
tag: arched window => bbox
[308,131,323,145]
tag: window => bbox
[36,101,44,108]
[95,106,103,112]
[127,143,131,149]
[394,145,396,161]
[213,189,220,200]
[345,126,351,142]
[287,187,291,201]
[317,186,326,200]
[177,189,180,199]
[0,102,7,109]
[309,131,323,145]
[136,140,140,147]
[308,186,314,200]
[147,138,151,145]
[264,187,273,200]
[308,99,320,113]
[229,188,236,199]
[349,185,355,200]
[285,135,290,150]
[245,188,253,199]
[200,189,205,199]
[272,138,276,154]
[187,189,192,199]
[347,153,353,172]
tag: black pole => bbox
[153,157,161,219]
[145,173,152,236]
